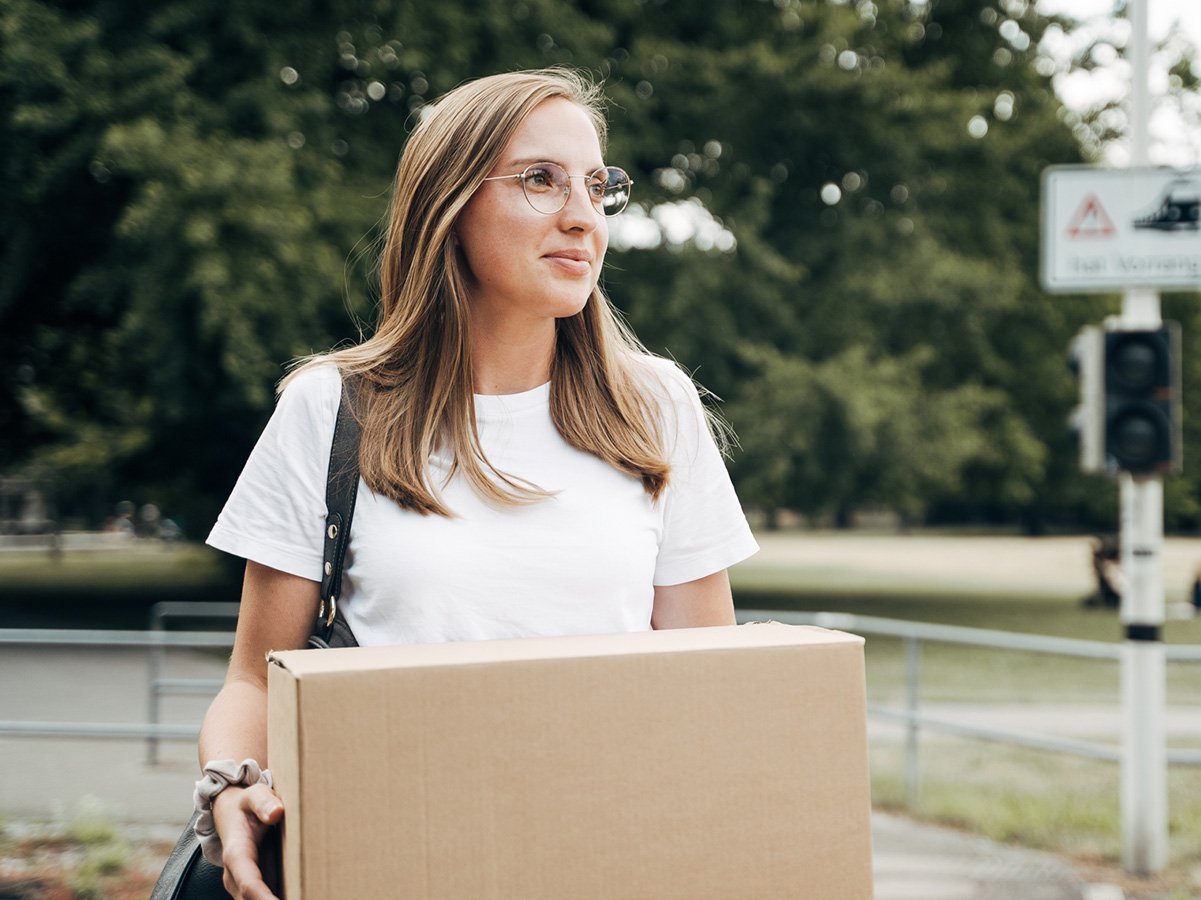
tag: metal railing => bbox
[146,601,240,762]
[1,602,239,760]
[0,601,241,762]
[0,626,233,746]
[2,608,1198,802]
[736,609,1201,807]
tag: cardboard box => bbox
[267,623,872,899]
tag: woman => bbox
[198,68,758,900]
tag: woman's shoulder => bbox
[275,360,344,427]
[624,353,703,410]
[623,353,731,460]
[280,359,343,399]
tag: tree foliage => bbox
[2,0,1197,533]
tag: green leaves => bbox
[1,0,377,525]
[727,343,1037,523]
[3,0,1197,532]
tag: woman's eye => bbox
[525,167,556,190]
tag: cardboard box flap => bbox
[267,622,862,677]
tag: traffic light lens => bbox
[1111,340,1157,389]
[1110,411,1160,467]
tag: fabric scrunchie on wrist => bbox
[193,758,273,867]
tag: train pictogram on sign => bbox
[1133,179,1201,232]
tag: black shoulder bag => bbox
[151,376,362,900]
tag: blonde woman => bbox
[198,68,758,900]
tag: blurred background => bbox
[3,0,1200,543]
[2,0,1201,896]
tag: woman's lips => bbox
[544,253,592,276]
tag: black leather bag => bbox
[151,376,362,899]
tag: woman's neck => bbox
[470,321,556,396]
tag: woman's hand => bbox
[212,783,285,900]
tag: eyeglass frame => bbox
[480,162,634,217]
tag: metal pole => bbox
[1117,0,1168,876]
[148,606,165,765]
[1121,624,1168,872]
[1128,0,1150,168]
[904,636,921,808]
[1119,472,1169,875]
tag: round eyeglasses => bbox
[481,162,633,217]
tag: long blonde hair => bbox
[286,68,671,516]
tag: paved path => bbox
[872,812,1096,900]
[0,644,1127,898]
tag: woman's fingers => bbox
[243,782,285,825]
[216,784,284,900]
[222,819,280,900]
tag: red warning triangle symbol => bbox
[1067,194,1116,238]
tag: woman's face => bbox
[456,97,609,331]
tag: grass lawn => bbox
[872,738,1201,870]
[0,542,242,629]
[731,530,1201,641]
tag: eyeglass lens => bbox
[521,163,632,216]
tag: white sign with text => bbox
[1041,166,1201,292]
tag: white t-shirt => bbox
[207,358,758,646]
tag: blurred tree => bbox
[726,343,1012,526]
[601,0,1119,527]
[1,0,1196,533]
[2,0,378,528]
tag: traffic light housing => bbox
[1068,322,1182,476]
[1104,325,1181,475]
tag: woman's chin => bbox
[548,292,591,320]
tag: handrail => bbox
[739,609,1128,659]
[0,628,235,648]
[2,721,200,739]
[1165,644,1201,661]
[735,608,1201,807]
[868,706,1124,762]
[1,611,1197,796]
[740,609,1201,660]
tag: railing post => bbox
[904,635,921,808]
[147,603,165,765]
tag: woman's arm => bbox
[650,569,736,629]
[198,560,320,900]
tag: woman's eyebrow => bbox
[504,156,605,172]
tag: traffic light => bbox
[1068,322,1182,476]
[1103,324,1181,476]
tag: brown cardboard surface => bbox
[267,623,872,899]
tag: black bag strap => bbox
[312,373,362,647]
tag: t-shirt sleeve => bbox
[650,362,759,586]
[205,364,342,581]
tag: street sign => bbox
[1041,166,1201,292]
